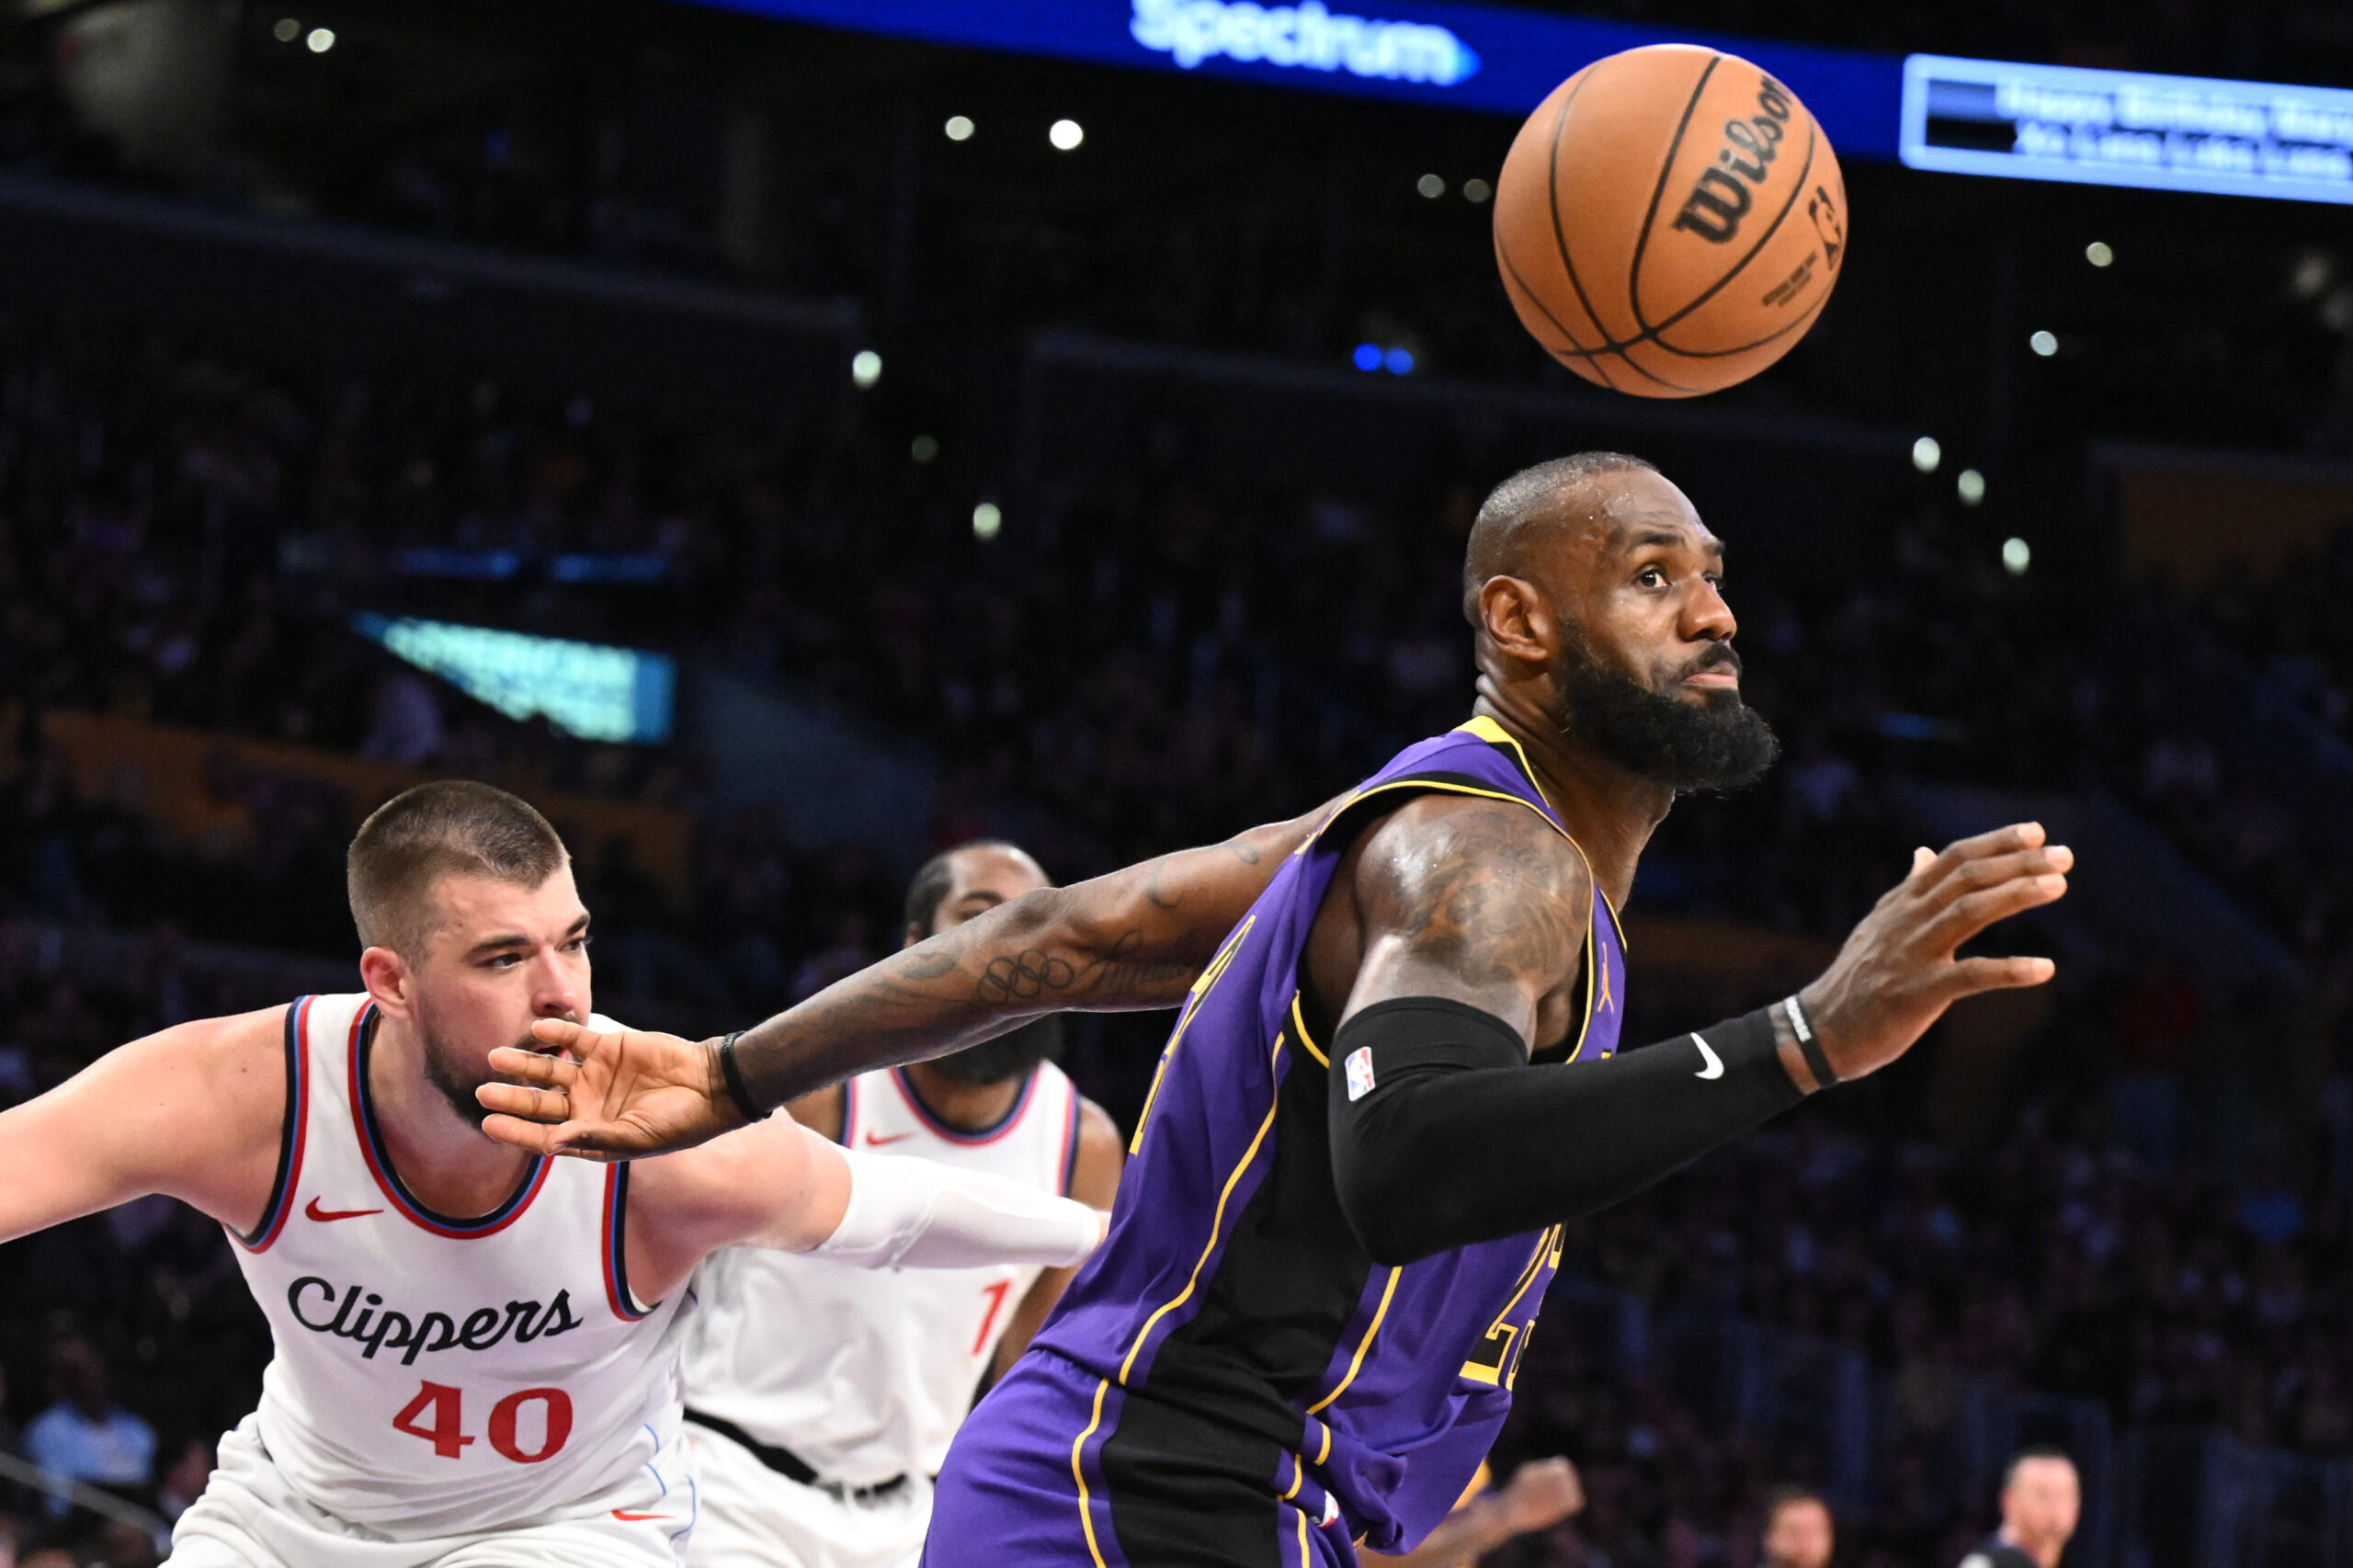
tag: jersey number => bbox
[393,1381,574,1464]
[1460,1226,1563,1390]
[972,1279,1015,1356]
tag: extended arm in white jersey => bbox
[622,1116,1101,1299]
[0,1008,287,1246]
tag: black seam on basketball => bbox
[1644,110,1820,344]
[1500,238,1601,360]
[1654,284,1830,359]
[1544,65,1625,385]
[1608,346,1709,395]
[1627,51,1722,335]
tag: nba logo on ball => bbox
[1492,43,1848,398]
[1345,1046,1377,1102]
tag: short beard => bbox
[421,1030,535,1132]
[924,1015,1065,1086]
[1552,635,1779,792]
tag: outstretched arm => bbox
[478,802,1333,1160]
[0,1010,286,1246]
[1329,814,2070,1264]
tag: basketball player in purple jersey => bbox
[485,453,2073,1566]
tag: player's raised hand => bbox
[1496,1457,1585,1532]
[477,1018,744,1161]
[1799,822,2070,1085]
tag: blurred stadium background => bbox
[6,0,2353,1562]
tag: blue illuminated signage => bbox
[1902,54,2353,203]
[351,613,676,744]
[679,0,1903,160]
[1128,0,1478,85]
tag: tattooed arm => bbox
[474,802,1335,1160]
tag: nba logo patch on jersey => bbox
[1344,1046,1377,1101]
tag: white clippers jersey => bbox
[679,1062,1082,1485]
[223,994,691,1540]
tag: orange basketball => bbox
[1493,44,1848,399]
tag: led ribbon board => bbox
[682,0,1904,159]
[352,614,676,744]
[1902,54,2353,202]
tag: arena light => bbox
[1415,173,1446,198]
[851,348,883,387]
[273,17,300,41]
[2086,240,2114,267]
[972,501,1004,540]
[944,114,975,141]
[1911,436,1941,472]
[1463,176,1492,202]
[1050,119,1085,151]
[350,614,675,744]
[1384,347,1415,374]
[1957,468,1987,506]
[305,26,334,51]
[911,433,939,463]
[1352,343,1383,371]
[2002,536,2031,574]
[1902,53,2353,203]
[2029,329,2059,356]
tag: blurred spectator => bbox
[21,1335,153,1518]
[1762,1486,1835,1568]
[1961,1449,2080,1568]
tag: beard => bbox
[925,1015,1066,1086]
[1552,633,1779,792]
[422,1028,542,1131]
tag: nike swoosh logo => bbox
[611,1510,672,1522]
[1690,1033,1724,1081]
[862,1131,917,1147]
[304,1198,384,1222]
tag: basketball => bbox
[1494,44,1848,398]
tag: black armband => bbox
[717,1031,769,1122]
[1327,999,1802,1266]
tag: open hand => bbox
[476,1018,745,1161]
[1496,1457,1585,1532]
[1801,822,2069,1085]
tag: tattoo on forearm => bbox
[975,950,1078,1004]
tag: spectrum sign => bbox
[1128,0,1479,85]
[352,614,676,744]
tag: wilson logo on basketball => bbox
[1672,76,1795,244]
[287,1275,584,1365]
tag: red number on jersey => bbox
[488,1388,574,1465]
[392,1381,474,1460]
[972,1278,1014,1356]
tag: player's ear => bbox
[1475,575,1551,665]
[359,945,415,1019]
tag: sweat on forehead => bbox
[1461,451,1663,617]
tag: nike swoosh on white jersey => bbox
[1689,1033,1724,1080]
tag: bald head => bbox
[1461,451,1659,623]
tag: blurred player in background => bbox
[1359,1458,1584,1568]
[1760,1487,1835,1568]
[1961,1449,2080,1568]
[0,783,1102,1568]
[681,839,1123,1568]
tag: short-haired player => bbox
[680,839,1124,1568]
[0,783,1102,1567]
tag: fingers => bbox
[487,1045,580,1088]
[1910,846,1935,878]
[1946,953,2058,996]
[1923,871,2069,949]
[479,1113,565,1155]
[475,1080,571,1121]
[1919,823,2048,884]
[1915,844,2075,910]
[531,1017,602,1053]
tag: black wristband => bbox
[1783,995,1838,1088]
[716,1030,767,1122]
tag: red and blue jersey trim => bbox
[347,1004,550,1238]
[1057,1090,1082,1197]
[601,1164,658,1322]
[231,995,313,1253]
[888,1064,1038,1146]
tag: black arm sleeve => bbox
[1327,997,1803,1266]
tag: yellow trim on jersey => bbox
[1296,1508,1311,1560]
[1316,1423,1333,1465]
[1306,1265,1402,1415]
[1072,1379,1114,1568]
[1130,916,1255,1154]
[1290,993,1327,1067]
[1282,1453,1305,1501]
[1117,1030,1290,1386]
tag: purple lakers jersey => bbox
[1027,718,1628,1562]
